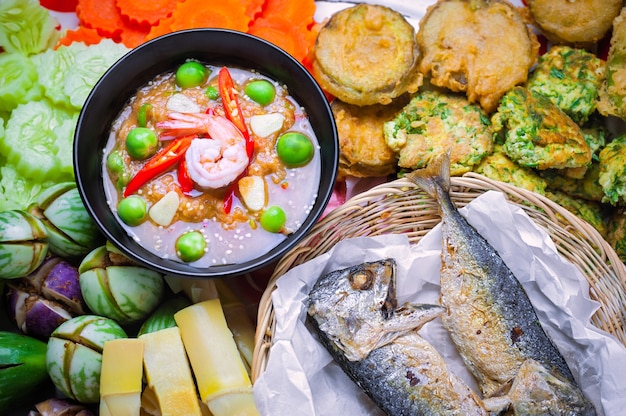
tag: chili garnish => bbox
[177,158,195,195]
[123,135,194,197]
[218,67,254,213]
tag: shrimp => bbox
[157,112,249,189]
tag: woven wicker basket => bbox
[251,173,626,381]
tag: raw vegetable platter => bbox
[2,0,626,415]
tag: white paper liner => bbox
[253,190,626,416]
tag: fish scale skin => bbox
[307,259,488,415]
[436,182,575,395]
[405,153,595,414]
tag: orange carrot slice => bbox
[257,0,316,27]
[56,25,104,49]
[166,0,251,33]
[118,21,151,48]
[244,0,266,20]
[248,17,313,63]
[76,0,125,40]
[115,0,178,27]
[145,18,174,42]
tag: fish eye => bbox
[349,270,374,290]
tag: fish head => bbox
[308,258,444,361]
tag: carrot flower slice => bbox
[115,0,178,28]
[76,0,126,40]
[56,25,103,49]
[166,0,251,33]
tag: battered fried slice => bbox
[598,8,626,121]
[473,144,547,195]
[540,162,606,203]
[545,189,608,237]
[527,46,606,125]
[417,0,539,113]
[607,207,626,262]
[527,0,622,46]
[331,97,409,178]
[491,86,591,171]
[598,134,626,206]
[312,3,422,106]
[383,89,494,175]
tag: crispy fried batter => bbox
[491,86,591,171]
[474,144,548,195]
[417,0,539,113]
[312,4,422,106]
[598,134,626,206]
[527,0,622,46]
[331,97,409,178]
[607,207,626,262]
[527,46,605,125]
[383,89,494,175]
[598,7,626,121]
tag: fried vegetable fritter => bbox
[383,89,494,175]
[540,162,606,202]
[527,0,622,46]
[331,97,409,178]
[545,189,608,237]
[417,0,539,113]
[607,207,626,262]
[598,134,626,206]
[527,46,605,125]
[491,86,591,171]
[598,7,626,121]
[312,3,422,106]
[473,144,547,195]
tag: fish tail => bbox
[404,152,451,200]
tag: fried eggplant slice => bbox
[332,97,408,178]
[491,86,591,171]
[598,7,626,121]
[527,0,622,46]
[527,46,605,125]
[383,89,494,175]
[312,3,422,106]
[417,0,539,113]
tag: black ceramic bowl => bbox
[74,28,338,279]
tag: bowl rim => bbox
[74,28,339,278]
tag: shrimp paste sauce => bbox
[103,63,321,267]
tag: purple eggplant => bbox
[5,257,88,339]
[29,397,95,416]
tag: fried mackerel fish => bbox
[527,0,622,46]
[331,97,409,178]
[491,86,592,172]
[527,45,606,125]
[417,0,539,113]
[312,3,422,106]
[383,89,494,176]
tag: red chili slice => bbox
[123,135,194,197]
[218,67,255,213]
